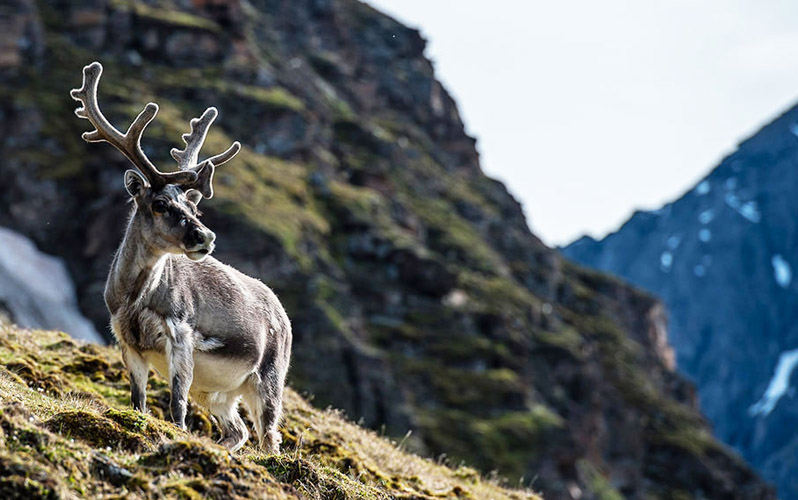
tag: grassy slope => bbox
[0,324,539,500]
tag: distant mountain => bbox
[0,0,774,498]
[563,103,798,499]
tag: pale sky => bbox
[366,0,798,246]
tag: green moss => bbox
[578,461,624,500]
[327,112,506,274]
[427,334,512,364]
[61,354,112,380]
[324,181,415,245]
[470,406,564,461]
[328,96,356,121]
[156,68,305,112]
[559,304,718,464]
[163,481,205,500]
[104,407,178,442]
[106,408,147,435]
[648,426,718,458]
[236,85,306,112]
[45,410,148,452]
[666,491,695,500]
[403,197,503,273]
[398,358,526,411]
[141,440,229,475]
[0,475,59,500]
[3,359,66,397]
[459,272,539,317]
[212,152,329,266]
[110,0,221,32]
[534,328,584,359]
[0,411,51,453]
[417,407,563,480]
[70,374,129,408]
[327,180,385,225]
[373,116,498,218]
[368,316,425,344]
[255,455,381,500]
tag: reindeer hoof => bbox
[260,430,281,454]
[219,436,247,453]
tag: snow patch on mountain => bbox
[772,255,792,288]
[660,251,673,271]
[750,348,798,417]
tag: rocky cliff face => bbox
[0,0,774,498]
[563,104,798,499]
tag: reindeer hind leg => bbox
[206,391,249,452]
[242,370,284,454]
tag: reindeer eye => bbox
[152,200,168,214]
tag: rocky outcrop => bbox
[0,0,774,498]
[0,227,102,343]
[563,103,798,499]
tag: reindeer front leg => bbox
[165,319,195,429]
[121,345,150,413]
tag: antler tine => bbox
[169,106,241,199]
[171,107,242,171]
[207,141,242,167]
[71,62,197,187]
[171,107,218,171]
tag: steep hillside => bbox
[0,0,774,498]
[0,323,538,499]
[563,103,798,499]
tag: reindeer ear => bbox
[185,189,203,205]
[191,161,216,200]
[124,169,150,198]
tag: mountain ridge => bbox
[563,97,798,499]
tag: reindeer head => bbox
[71,62,241,261]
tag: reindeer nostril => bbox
[191,228,205,246]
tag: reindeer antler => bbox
[170,107,241,198]
[70,61,198,189]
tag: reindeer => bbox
[71,62,292,453]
